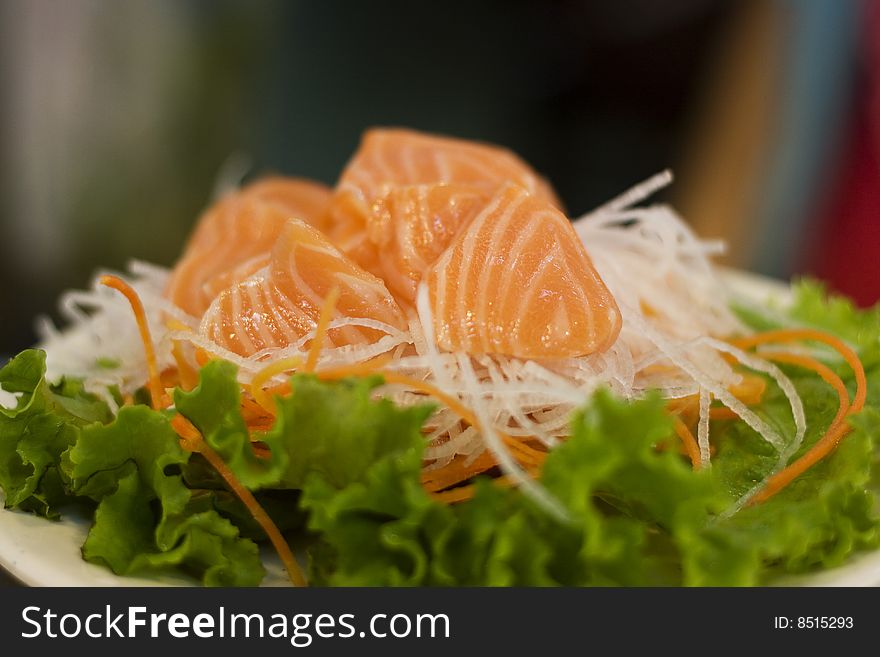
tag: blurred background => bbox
[0,0,878,355]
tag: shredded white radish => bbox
[701,338,807,460]
[592,169,674,214]
[620,304,784,452]
[32,172,806,520]
[0,389,18,410]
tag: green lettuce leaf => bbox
[66,404,265,586]
[2,278,877,588]
[0,349,110,517]
[268,374,435,490]
[304,391,750,586]
[174,359,285,490]
[788,279,880,367]
[723,412,879,576]
[180,458,307,541]
[714,280,880,579]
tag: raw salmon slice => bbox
[166,177,331,317]
[240,176,333,232]
[200,217,407,357]
[198,253,271,305]
[327,128,561,268]
[427,184,621,359]
[358,184,489,303]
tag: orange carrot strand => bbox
[379,371,547,467]
[762,351,851,428]
[746,348,855,505]
[250,357,303,416]
[729,329,865,505]
[171,414,201,444]
[422,450,501,493]
[314,355,394,381]
[172,416,306,587]
[709,407,740,420]
[198,443,306,586]
[171,341,200,391]
[431,473,523,504]
[673,417,702,470]
[730,329,865,412]
[99,274,166,410]
[304,286,340,373]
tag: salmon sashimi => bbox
[327,128,562,277]
[198,253,271,304]
[166,176,332,317]
[360,184,489,303]
[200,217,407,357]
[426,184,622,359]
[240,176,333,232]
[167,130,621,363]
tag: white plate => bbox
[0,499,290,586]
[0,271,877,586]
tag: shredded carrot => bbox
[195,348,213,367]
[240,396,267,415]
[318,363,548,482]
[729,329,866,505]
[313,360,545,488]
[240,395,274,424]
[103,276,303,585]
[709,407,740,420]
[193,440,305,586]
[730,329,865,409]
[313,355,393,381]
[171,413,201,445]
[673,417,702,469]
[304,287,340,373]
[171,341,199,391]
[666,396,698,417]
[728,373,767,406]
[100,275,167,409]
[379,371,547,468]
[250,357,302,415]
[322,361,539,459]
[249,355,393,417]
[431,473,523,504]
[251,442,272,460]
[422,450,501,493]
[159,367,180,389]
[171,415,306,586]
[251,318,545,489]
[666,372,766,421]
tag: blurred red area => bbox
[808,0,880,307]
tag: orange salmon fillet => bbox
[327,128,561,289]
[200,217,407,357]
[427,184,621,359]
[165,129,621,363]
[166,176,332,316]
